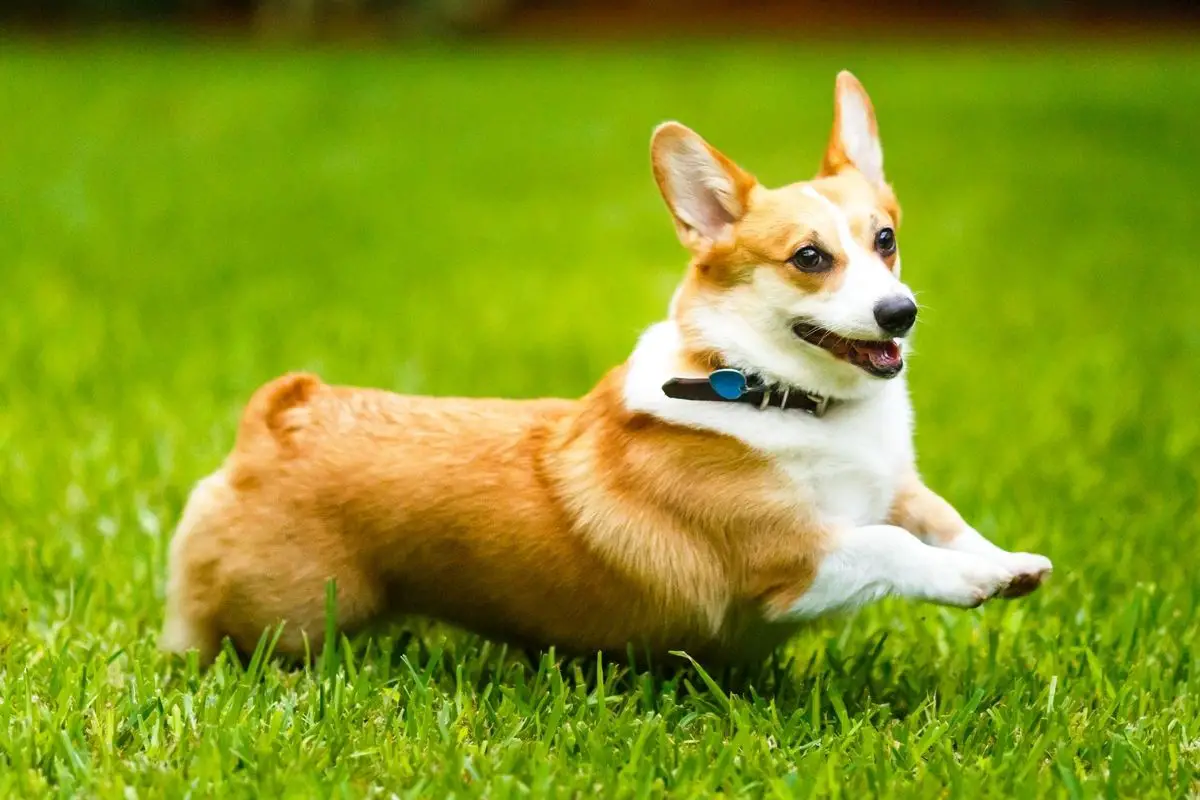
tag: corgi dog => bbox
[161,72,1052,665]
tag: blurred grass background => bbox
[1,30,1199,797]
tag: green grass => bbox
[2,36,1199,797]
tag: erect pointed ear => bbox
[820,71,885,188]
[651,122,757,251]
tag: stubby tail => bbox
[234,372,324,458]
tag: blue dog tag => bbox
[708,368,748,400]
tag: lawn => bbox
[1,36,1199,797]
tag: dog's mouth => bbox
[792,321,904,379]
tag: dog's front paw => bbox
[995,552,1052,598]
[929,555,1019,608]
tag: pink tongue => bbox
[867,341,901,368]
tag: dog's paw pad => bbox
[998,553,1052,599]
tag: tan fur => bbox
[162,370,827,663]
[887,472,971,546]
[161,71,952,664]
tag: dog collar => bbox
[661,368,834,418]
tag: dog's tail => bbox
[235,372,324,458]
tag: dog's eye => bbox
[789,246,831,273]
[875,227,897,256]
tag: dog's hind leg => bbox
[159,471,229,663]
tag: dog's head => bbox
[652,72,915,400]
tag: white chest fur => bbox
[774,396,911,526]
[622,322,914,528]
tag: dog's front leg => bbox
[888,471,1052,598]
[776,525,1028,621]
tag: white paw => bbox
[926,554,1018,608]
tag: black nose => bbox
[873,295,918,336]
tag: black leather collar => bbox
[661,370,834,417]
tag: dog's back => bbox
[160,373,731,661]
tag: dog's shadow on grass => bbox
[210,622,963,725]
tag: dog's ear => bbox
[651,122,757,251]
[819,71,885,188]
